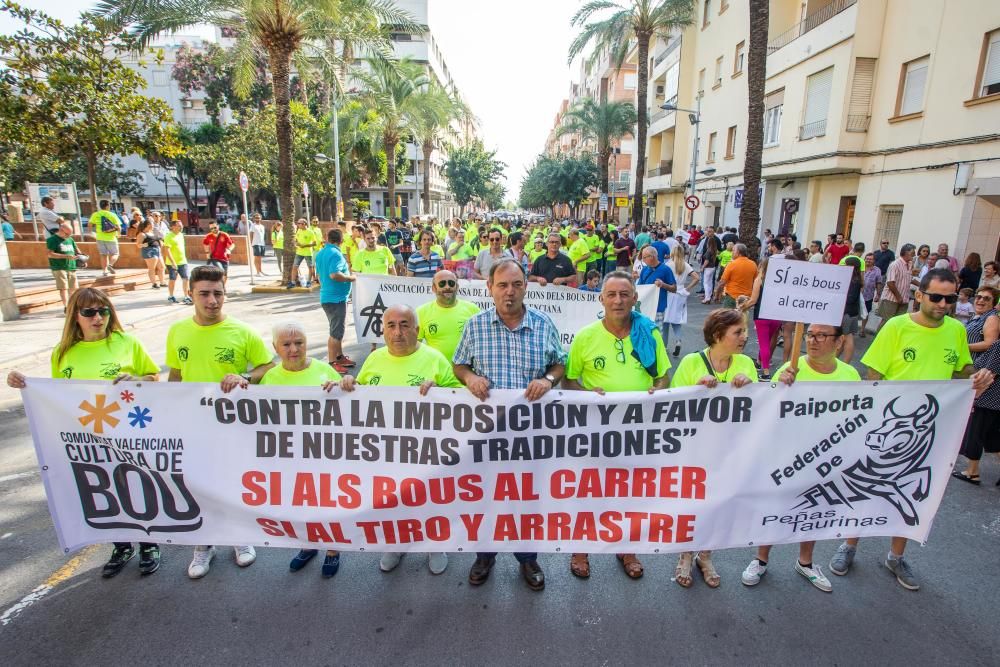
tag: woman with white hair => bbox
[259,320,354,577]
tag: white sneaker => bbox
[234,545,257,567]
[428,552,448,575]
[188,545,216,579]
[379,552,403,572]
[741,558,767,586]
[795,560,832,592]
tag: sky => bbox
[0,0,588,204]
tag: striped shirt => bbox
[453,307,567,390]
[881,257,913,304]
[406,251,443,278]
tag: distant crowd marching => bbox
[15,205,999,594]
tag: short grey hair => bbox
[272,320,307,343]
[734,243,747,257]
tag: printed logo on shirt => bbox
[368,375,381,385]
[100,362,122,379]
[178,346,190,362]
[60,366,74,379]
[407,374,425,386]
[428,323,439,335]
[902,348,917,362]
[943,349,959,365]
[214,347,236,364]
[594,356,606,370]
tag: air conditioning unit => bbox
[656,85,665,95]
[181,99,193,109]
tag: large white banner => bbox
[23,379,971,554]
[351,275,660,345]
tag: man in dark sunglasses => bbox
[828,267,995,592]
[415,270,480,362]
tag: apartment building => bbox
[646,0,1000,261]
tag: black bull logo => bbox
[794,395,938,526]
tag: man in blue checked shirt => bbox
[453,258,567,592]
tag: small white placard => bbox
[759,259,854,326]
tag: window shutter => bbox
[849,58,876,116]
[983,31,1000,93]
[900,57,928,115]
[765,88,784,109]
[802,68,833,138]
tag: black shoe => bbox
[102,545,135,578]
[289,549,318,571]
[321,552,340,578]
[139,545,161,575]
[521,559,545,591]
[468,556,495,585]
[285,282,296,290]
[673,343,681,357]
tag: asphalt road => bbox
[2,295,998,666]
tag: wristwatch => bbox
[544,373,557,385]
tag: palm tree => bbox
[409,81,471,218]
[570,0,694,229]
[740,0,768,258]
[357,57,428,219]
[556,97,637,223]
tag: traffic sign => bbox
[685,195,701,211]
[302,182,310,197]
[239,171,249,192]
[615,197,629,208]
[599,193,608,211]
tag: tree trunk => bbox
[740,0,768,260]
[269,46,297,283]
[631,31,651,231]
[386,135,398,220]
[422,140,433,219]
[85,150,98,212]
[598,147,611,224]
[174,176,194,212]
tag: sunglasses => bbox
[975,295,994,302]
[436,279,457,288]
[80,307,111,318]
[924,293,958,304]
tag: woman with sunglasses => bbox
[669,309,757,588]
[954,287,1000,484]
[7,287,161,577]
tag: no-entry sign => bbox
[684,195,700,210]
[239,171,249,192]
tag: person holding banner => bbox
[347,304,461,575]
[406,229,444,278]
[829,268,992,591]
[353,228,397,276]
[529,233,577,287]
[259,321,352,578]
[165,265,276,579]
[670,309,757,588]
[7,288,163,578]
[564,271,671,580]
[454,259,568,591]
[741,322,860,593]
[416,270,480,362]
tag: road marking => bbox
[0,545,97,626]
[1,533,11,539]
[0,471,37,484]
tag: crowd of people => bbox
[12,210,999,595]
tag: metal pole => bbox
[163,176,172,222]
[331,86,342,222]
[242,188,253,286]
[689,94,700,228]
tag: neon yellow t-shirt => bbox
[670,349,759,387]
[860,314,972,381]
[584,234,603,256]
[450,243,476,260]
[356,344,462,388]
[163,230,187,267]
[91,210,120,242]
[271,229,284,250]
[51,331,159,380]
[341,236,357,262]
[416,299,481,362]
[529,248,546,263]
[294,228,316,257]
[718,250,733,268]
[775,357,862,382]
[354,247,395,274]
[568,238,591,270]
[165,316,273,383]
[260,358,342,386]
[311,226,324,256]
[566,320,671,392]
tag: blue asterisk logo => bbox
[127,406,153,429]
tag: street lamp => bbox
[662,97,702,223]
[148,162,177,221]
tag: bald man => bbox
[416,270,480,362]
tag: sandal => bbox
[570,553,590,578]
[694,551,721,588]
[674,552,693,588]
[617,553,644,579]
[952,470,981,485]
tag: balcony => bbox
[799,119,827,140]
[646,160,673,178]
[653,36,682,66]
[845,114,870,132]
[767,0,857,55]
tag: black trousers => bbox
[113,542,157,550]
[961,407,1000,461]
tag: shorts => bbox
[322,301,347,340]
[168,264,190,281]
[293,254,313,267]
[208,258,229,274]
[52,269,78,291]
[392,253,403,265]
[877,300,908,320]
[840,312,860,335]
[96,240,119,256]
[252,245,265,257]
[140,246,161,260]
[722,294,738,309]
[864,299,873,314]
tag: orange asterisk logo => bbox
[78,394,121,434]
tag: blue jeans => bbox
[477,552,536,563]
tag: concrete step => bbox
[16,270,154,314]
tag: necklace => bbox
[704,350,733,382]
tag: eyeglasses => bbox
[805,332,835,342]
[975,295,994,302]
[80,307,111,318]
[924,293,959,304]
[436,279,456,288]
[489,237,501,242]
[614,338,626,364]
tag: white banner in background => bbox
[351,275,660,344]
[23,379,971,554]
